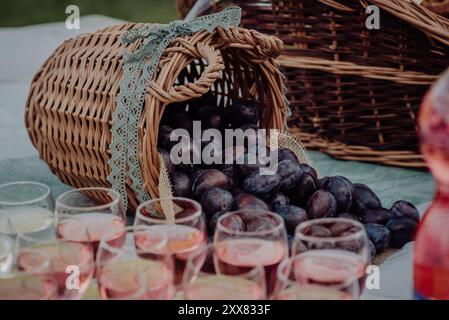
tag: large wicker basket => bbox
[25,23,287,210]
[177,0,449,168]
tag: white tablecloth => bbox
[0,16,432,300]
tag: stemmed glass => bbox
[0,181,55,238]
[0,250,58,300]
[213,209,288,296]
[96,226,174,300]
[291,218,370,298]
[183,243,266,300]
[15,232,95,300]
[273,254,360,300]
[55,187,126,257]
[134,197,206,286]
[0,234,14,274]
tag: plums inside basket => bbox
[157,93,419,259]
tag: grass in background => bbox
[0,0,178,26]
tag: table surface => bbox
[0,15,436,300]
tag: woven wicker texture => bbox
[25,24,287,210]
[177,0,449,168]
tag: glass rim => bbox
[294,218,366,243]
[184,242,265,284]
[135,197,202,225]
[16,234,95,269]
[98,225,167,257]
[97,225,172,294]
[216,209,285,237]
[0,181,51,206]
[276,253,359,291]
[55,214,91,240]
[0,251,52,279]
[55,187,121,213]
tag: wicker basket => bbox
[25,23,287,210]
[423,0,449,16]
[177,0,449,168]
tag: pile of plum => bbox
[157,97,419,258]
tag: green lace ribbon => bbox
[107,7,241,210]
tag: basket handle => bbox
[147,42,225,104]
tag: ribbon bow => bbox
[107,7,241,211]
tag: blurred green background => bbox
[0,0,179,27]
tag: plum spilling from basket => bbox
[157,96,419,255]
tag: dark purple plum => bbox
[196,106,224,130]
[246,216,279,232]
[352,183,382,214]
[270,192,290,211]
[220,165,239,189]
[226,101,259,126]
[219,214,246,232]
[299,163,318,181]
[318,177,330,189]
[176,206,200,220]
[288,172,317,206]
[158,149,174,175]
[364,223,391,253]
[234,193,269,211]
[275,205,308,234]
[303,225,332,237]
[277,148,298,163]
[390,200,420,223]
[360,208,392,225]
[243,171,281,197]
[236,151,267,177]
[337,238,363,253]
[170,134,201,169]
[200,138,223,165]
[200,188,234,219]
[277,160,302,191]
[170,171,192,198]
[236,124,259,150]
[329,221,354,236]
[320,176,355,213]
[293,239,308,254]
[386,217,418,249]
[192,169,231,199]
[192,103,215,119]
[337,213,360,221]
[206,112,223,130]
[158,125,174,150]
[223,146,246,166]
[307,190,337,219]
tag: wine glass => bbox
[96,226,174,300]
[0,250,58,300]
[15,233,95,300]
[183,243,266,300]
[273,253,360,300]
[0,234,14,274]
[0,181,55,238]
[291,218,370,297]
[213,209,288,297]
[55,187,126,257]
[134,197,206,286]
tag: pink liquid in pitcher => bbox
[414,69,449,300]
